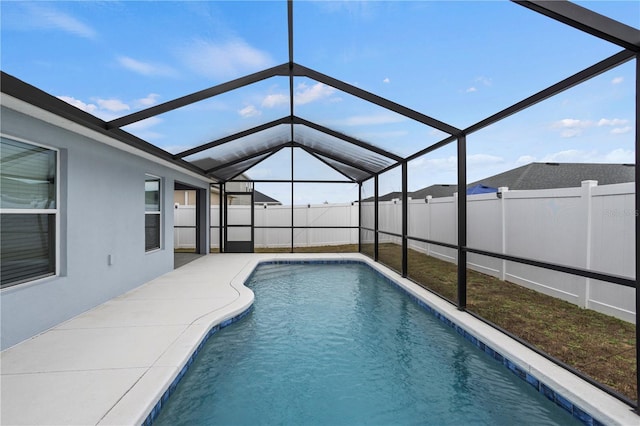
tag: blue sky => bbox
[1,1,637,204]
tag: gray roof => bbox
[411,184,459,200]
[254,190,281,205]
[471,162,634,191]
[368,162,635,201]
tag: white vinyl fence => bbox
[174,181,636,322]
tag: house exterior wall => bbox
[0,105,211,350]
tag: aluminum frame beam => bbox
[295,145,359,182]
[293,116,403,162]
[0,72,209,178]
[514,1,640,52]
[174,117,291,159]
[205,143,291,175]
[292,63,462,136]
[290,141,376,176]
[106,63,290,129]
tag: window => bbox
[1,137,58,288]
[145,176,161,251]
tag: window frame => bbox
[144,174,162,252]
[0,134,60,289]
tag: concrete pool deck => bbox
[1,253,637,425]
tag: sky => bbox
[1,0,637,204]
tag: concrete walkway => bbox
[1,253,637,425]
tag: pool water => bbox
[154,262,580,425]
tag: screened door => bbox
[224,192,254,253]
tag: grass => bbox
[221,242,637,402]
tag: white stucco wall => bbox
[0,102,212,349]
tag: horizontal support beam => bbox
[466,247,636,288]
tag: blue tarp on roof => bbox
[466,184,498,195]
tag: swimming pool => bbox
[152,261,587,425]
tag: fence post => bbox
[581,180,598,309]
[426,195,432,256]
[498,187,509,281]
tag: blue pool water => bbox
[154,262,581,425]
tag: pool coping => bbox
[143,255,637,426]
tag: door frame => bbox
[223,190,254,253]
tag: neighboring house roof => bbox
[472,162,634,191]
[375,191,403,202]
[254,190,281,205]
[366,162,635,201]
[410,184,459,200]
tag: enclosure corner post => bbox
[358,182,362,253]
[457,134,467,310]
[374,174,379,262]
[402,161,408,278]
[221,183,226,253]
[634,53,639,413]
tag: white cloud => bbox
[383,77,390,84]
[475,76,492,86]
[612,76,624,85]
[135,94,161,108]
[123,116,165,141]
[550,118,632,138]
[117,56,177,77]
[25,4,96,39]
[295,82,336,105]
[467,154,503,166]
[57,96,122,121]
[542,148,635,164]
[597,118,628,127]
[410,155,457,172]
[551,118,593,138]
[553,118,592,129]
[96,98,130,113]
[603,148,635,163]
[239,105,261,118]
[543,149,589,162]
[611,126,632,135]
[57,96,98,114]
[242,85,331,112]
[516,155,536,164]
[355,130,409,141]
[124,117,162,131]
[466,87,477,93]
[262,93,289,108]
[340,113,406,126]
[179,38,273,80]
